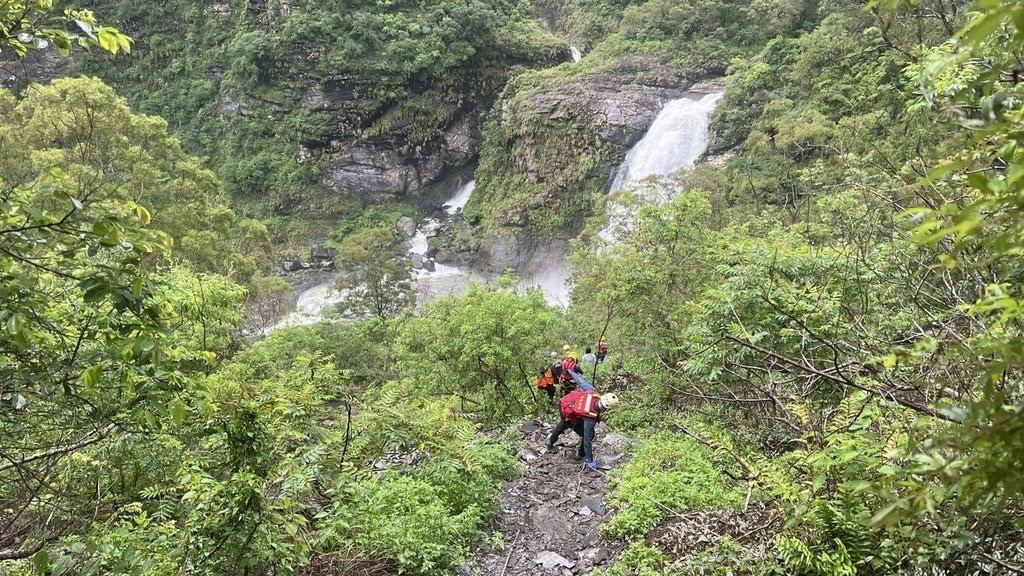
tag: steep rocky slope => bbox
[460,419,632,576]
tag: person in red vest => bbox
[547,389,620,470]
[561,352,599,391]
[559,355,581,392]
[597,336,609,363]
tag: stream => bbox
[273,88,722,330]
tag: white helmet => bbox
[600,393,620,410]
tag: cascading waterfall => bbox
[570,46,582,62]
[273,90,721,330]
[272,180,481,330]
[442,180,475,215]
[599,91,723,242]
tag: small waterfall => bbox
[600,91,723,242]
[570,46,582,62]
[271,281,347,331]
[271,180,482,330]
[443,180,475,215]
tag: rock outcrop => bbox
[297,75,494,203]
[467,55,698,237]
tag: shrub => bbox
[605,432,744,538]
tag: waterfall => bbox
[443,180,475,215]
[570,46,582,62]
[600,91,723,242]
[610,92,722,191]
[271,180,481,330]
[270,91,724,330]
[271,281,347,331]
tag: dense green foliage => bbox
[71,0,566,247]
[569,1,1024,573]
[334,226,415,322]
[604,432,744,538]
[395,278,565,421]
[0,55,537,575]
[5,0,1024,574]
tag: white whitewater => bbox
[272,181,481,330]
[570,46,582,62]
[272,91,721,329]
[271,281,347,331]
[443,180,475,215]
[600,91,723,242]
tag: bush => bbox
[342,477,481,574]
[594,541,667,576]
[605,432,744,538]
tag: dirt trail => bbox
[460,419,633,576]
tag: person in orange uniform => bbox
[596,336,609,363]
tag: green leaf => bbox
[870,500,904,528]
[97,28,123,54]
[33,550,49,575]
[961,11,1006,47]
[135,204,151,225]
[82,365,102,390]
[6,314,20,336]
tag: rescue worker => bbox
[536,352,561,400]
[559,354,584,394]
[596,336,609,363]
[581,347,597,364]
[547,388,620,470]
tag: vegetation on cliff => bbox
[3,0,1024,574]
[466,0,814,236]
[69,0,566,247]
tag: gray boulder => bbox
[396,217,417,237]
[310,245,336,262]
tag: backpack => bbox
[560,357,579,381]
[560,390,601,423]
[536,366,556,389]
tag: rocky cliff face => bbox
[467,55,695,238]
[458,54,697,271]
[7,0,570,221]
[308,86,488,204]
[516,56,694,153]
[210,13,568,207]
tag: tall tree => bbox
[334,227,415,324]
